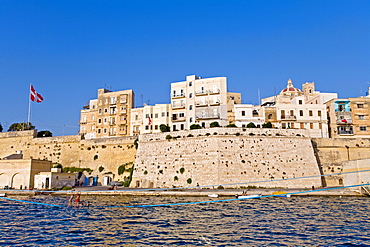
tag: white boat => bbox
[236,194,261,199]
[0,193,6,197]
[208,194,219,198]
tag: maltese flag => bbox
[30,85,44,103]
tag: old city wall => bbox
[132,128,322,189]
[0,130,137,181]
[312,138,370,186]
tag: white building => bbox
[170,75,240,130]
[234,104,264,128]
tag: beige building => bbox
[79,88,134,139]
[326,93,370,138]
[260,79,337,137]
[0,152,52,189]
[170,75,241,130]
[130,104,172,135]
[34,168,78,189]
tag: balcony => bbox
[195,101,208,107]
[172,93,185,99]
[172,116,186,122]
[208,89,220,94]
[195,90,207,96]
[336,119,353,124]
[281,115,297,121]
[196,113,220,120]
[172,103,185,109]
[209,100,221,106]
[338,130,354,135]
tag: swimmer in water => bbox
[75,192,81,208]
[68,194,74,207]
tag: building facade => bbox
[170,75,241,131]
[79,88,134,139]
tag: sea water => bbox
[0,195,369,246]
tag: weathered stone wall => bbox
[132,128,322,189]
[0,130,137,182]
[312,138,370,186]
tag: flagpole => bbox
[27,83,32,128]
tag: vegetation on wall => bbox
[179,167,185,174]
[98,166,104,173]
[160,124,171,132]
[8,122,35,131]
[187,178,192,184]
[247,122,256,128]
[134,138,138,149]
[210,121,220,128]
[62,167,93,175]
[226,123,237,127]
[53,163,63,168]
[262,122,273,128]
[93,155,98,160]
[37,130,53,137]
[190,124,201,130]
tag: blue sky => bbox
[1,0,369,136]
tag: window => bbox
[99,109,102,114]
[318,111,321,117]
[98,119,102,124]
[189,82,192,86]
[98,129,101,133]
[155,125,158,130]
[145,114,149,118]
[190,117,193,123]
[299,100,303,105]
[104,108,108,113]
[92,115,95,120]
[310,123,313,129]
[359,115,365,120]
[309,110,313,116]
[173,125,177,131]
[201,122,205,128]
[103,128,107,133]
[360,126,367,131]
[268,114,273,120]
[357,104,364,108]
[181,124,184,130]
[179,113,185,117]
[162,112,165,117]
[282,123,286,129]
[145,126,149,130]
[189,93,193,98]
[135,115,139,120]
[189,105,193,110]
[319,123,322,129]
[300,123,304,129]
[290,110,294,116]
[104,118,107,123]
[155,113,158,118]
[300,110,303,116]
[241,111,245,116]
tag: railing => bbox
[195,101,208,107]
[172,93,185,98]
[172,103,185,109]
[208,89,220,94]
[172,116,186,122]
[338,130,354,135]
[195,113,220,120]
[336,119,353,124]
[209,100,221,106]
[195,90,207,96]
[281,115,297,120]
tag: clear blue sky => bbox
[1,0,369,136]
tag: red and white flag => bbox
[30,85,44,103]
[148,116,152,125]
[341,119,347,123]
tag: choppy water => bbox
[1,195,369,246]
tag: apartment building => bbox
[170,75,241,131]
[259,79,337,137]
[233,104,264,127]
[130,104,172,136]
[79,88,134,139]
[326,92,370,138]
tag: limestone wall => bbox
[0,130,137,183]
[132,128,322,189]
[312,138,370,186]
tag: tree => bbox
[190,124,202,130]
[37,130,53,137]
[226,123,237,127]
[262,122,273,128]
[247,122,256,128]
[0,123,3,132]
[210,121,220,128]
[8,122,35,131]
[159,124,170,132]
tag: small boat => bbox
[0,193,6,197]
[208,194,219,198]
[236,194,261,199]
[272,191,291,198]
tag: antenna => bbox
[140,94,144,106]
[258,89,261,105]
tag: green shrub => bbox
[98,166,104,173]
[166,134,172,140]
[226,124,237,127]
[179,167,185,174]
[93,155,98,160]
[174,176,178,181]
[62,186,72,190]
[144,170,148,175]
[53,163,62,168]
[190,124,201,130]
[217,185,224,189]
[210,121,220,128]
[160,124,171,132]
[247,122,256,128]
[134,138,139,149]
[187,178,192,184]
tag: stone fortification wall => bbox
[132,128,322,189]
[312,138,370,186]
[0,130,137,181]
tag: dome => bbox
[280,79,301,94]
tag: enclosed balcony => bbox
[209,100,221,106]
[172,116,186,122]
[195,100,208,107]
[195,90,207,96]
[208,88,220,94]
[172,102,185,109]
